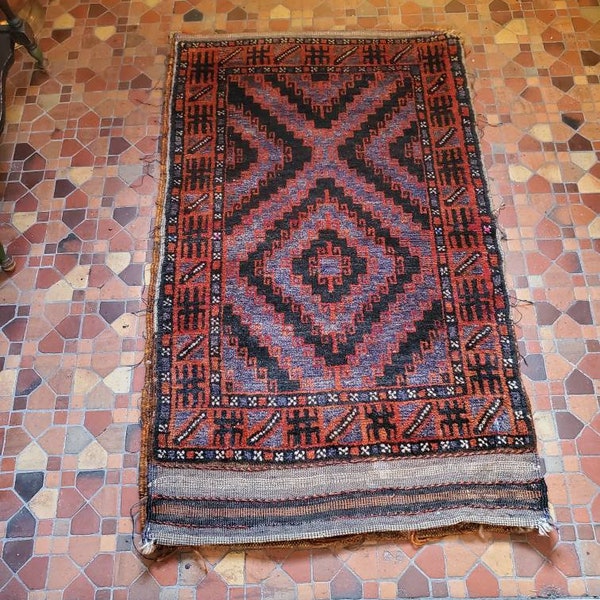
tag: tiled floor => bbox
[0,0,599,597]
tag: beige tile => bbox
[16,442,48,471]
[106,252,132,274]
[481,542,514,577]
[12,212,38,233]
[214,552,246,585]
[29,489,59,519]
[103,367,132,394]
[45,280,74,302]
[53,12,75,29]
[64,265,91,290]
[77,441,108,470]
[95,26,117,41]
[73,368,101,394]
[508,164,532,182]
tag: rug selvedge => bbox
[141,31,551,548]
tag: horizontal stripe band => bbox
[148,452,544,501]
[145,505,549,546]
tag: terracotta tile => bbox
[249,550,285,585]
[565,369,595,394]
[557,339,587,364]
[397,564,430,598]
[114,552,145,587]
[0,578,28,600]
[56,488,86,518]
[555,411,584,439]
[281,551,311,583]
[3,428,32,458]
[84,411,113,437]
[566,300,594,324]
[415,545,445,578]
[0,561,12,590]
[15,369,42,396]
[54,179,76,199]
[521,354,547,381]
[331,567,362,599]
[466,563,499,597]
[2,318,28,341]
[62,574,95,600]
[258,569,296,599]
[194,571,228,599]
[431,580,448,597]
[18,556,49,590]
[577,426,600,456]
[99,301,125,324]
[0,490,22,522]
[84,553,114,587]
[37,330,65,354]
[535,563,568,596]
[90,486,119,517]
[349,545,409,579]
[35,267,62,290]
[513,542,545,576]
[312,551,343,581]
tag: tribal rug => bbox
[140,31,551,550]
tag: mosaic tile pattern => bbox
[0,0,598,597]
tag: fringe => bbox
[140,539,158,556]
[537,518,554,536]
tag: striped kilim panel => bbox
[141,32,551,548]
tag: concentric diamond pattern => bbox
[219,69,447,393]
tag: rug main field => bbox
[141,32,550,548]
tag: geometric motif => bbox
[142,33,549,548]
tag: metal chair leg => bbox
[0,241,16,272]
[0,0,45,69]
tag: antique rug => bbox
[140,31,551,550]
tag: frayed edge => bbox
[537,518,554,536]
[138,539,208,567]
[140,539,159,556]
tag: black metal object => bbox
[1,0,46,272]
[0,22,14,133]
[0,0,44,133]
[0,241,16,272]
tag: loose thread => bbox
[507,294,534,307]
[477,524,488,541]
[538,519,553,536]
[475,114,503,128]
[129,498,152,560]
[130,499,177,562]
[506,293,535,329]
[492,201,507,240]
[132,80,165,106]
[409,531,431,547]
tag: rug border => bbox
[170,29,446,43]
[139,32,180,529]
